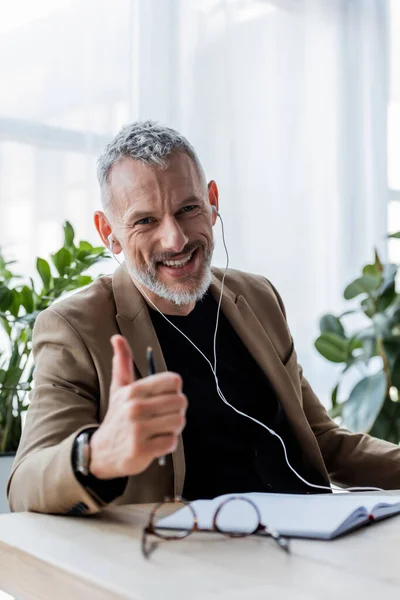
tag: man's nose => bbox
[159,217,189,254]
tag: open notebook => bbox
[157,492,400,540]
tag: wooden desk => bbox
[0,497,400,600]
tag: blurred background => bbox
[0,0,399,405]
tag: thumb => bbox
[110,335,135,396]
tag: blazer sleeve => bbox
[7,308,124,515]
[269,280,400,490]
[299,365,400,488]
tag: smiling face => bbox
[96,152,218,314]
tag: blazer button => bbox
[267,484,273,491]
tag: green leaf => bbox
[369,399,400,443]
[16,309,41,328]
[0,286,13,311]
[79,241,92,251]
[329,402,344,419]
[75,275,92,287]
[344,275,382,300]
[379,264,397,295]
[374,248,384,273]
[338,309,358,318]
[383,338,400,370]
[2,272,11,286]
[388,231,400,239]
[361,296,376,318]
[363,263,381,279]
[342,371,387,433]
[331,383,339,408]
[9,290,21,318]
[0,316,12,338]
[376,284,397,313]
[391,353,400,390]
[51,248,72,277]
[2,365,23,388]
[36,258,52,290]
[320,314,345,338]
[348,336,363,354]
[63,221,75,248]
[360,335,378,364]
[76,255,101,268]
[91,246,108,256]
[315,333,349,363]
[20,286,34,314]
[385,295,400,318]
[369,408,391,441]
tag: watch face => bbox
[76,432,90,476]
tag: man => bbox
[7,121,400,516]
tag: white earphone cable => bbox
[108,215,384,494]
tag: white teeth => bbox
[162,252,193,268]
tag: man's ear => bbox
[94,211,122,253]
[208,180,219,221]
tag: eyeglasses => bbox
[141,495,290,558]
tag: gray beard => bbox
[126,247,214,306]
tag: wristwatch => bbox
[73,429,96,477]
[71,427,129,505]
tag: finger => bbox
[110,335,135,395]
[138,412,186,440]
[144,434,179,458]
[129,393,188,420]
[131,371,182,398]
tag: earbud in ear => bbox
[107,234,114,250]
[211,206,219,216]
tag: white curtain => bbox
[132,0,390,403]
[0,0,134,270]
[0,0,390,405]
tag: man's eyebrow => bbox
[122,207,152,223]
[123,195,204,223]
[176,195,203,209]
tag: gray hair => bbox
[97,120,206,206]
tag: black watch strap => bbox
[71,428,128,506]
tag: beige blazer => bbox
[7,265,400,515]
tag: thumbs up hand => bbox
[89,335,187,480]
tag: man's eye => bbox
[135,217,154,226]
[180,205,198,214]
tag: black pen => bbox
[147,346,166,467]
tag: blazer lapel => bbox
[112,265,185,497]
[209,273,328,479]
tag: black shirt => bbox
[149,291,328,500]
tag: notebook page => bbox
[157,493,400,539]
[236,493,400,536]
[243,493,367,537]
[330,493,400,515]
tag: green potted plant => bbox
[315,233,400,444]
[0,222,109,512]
